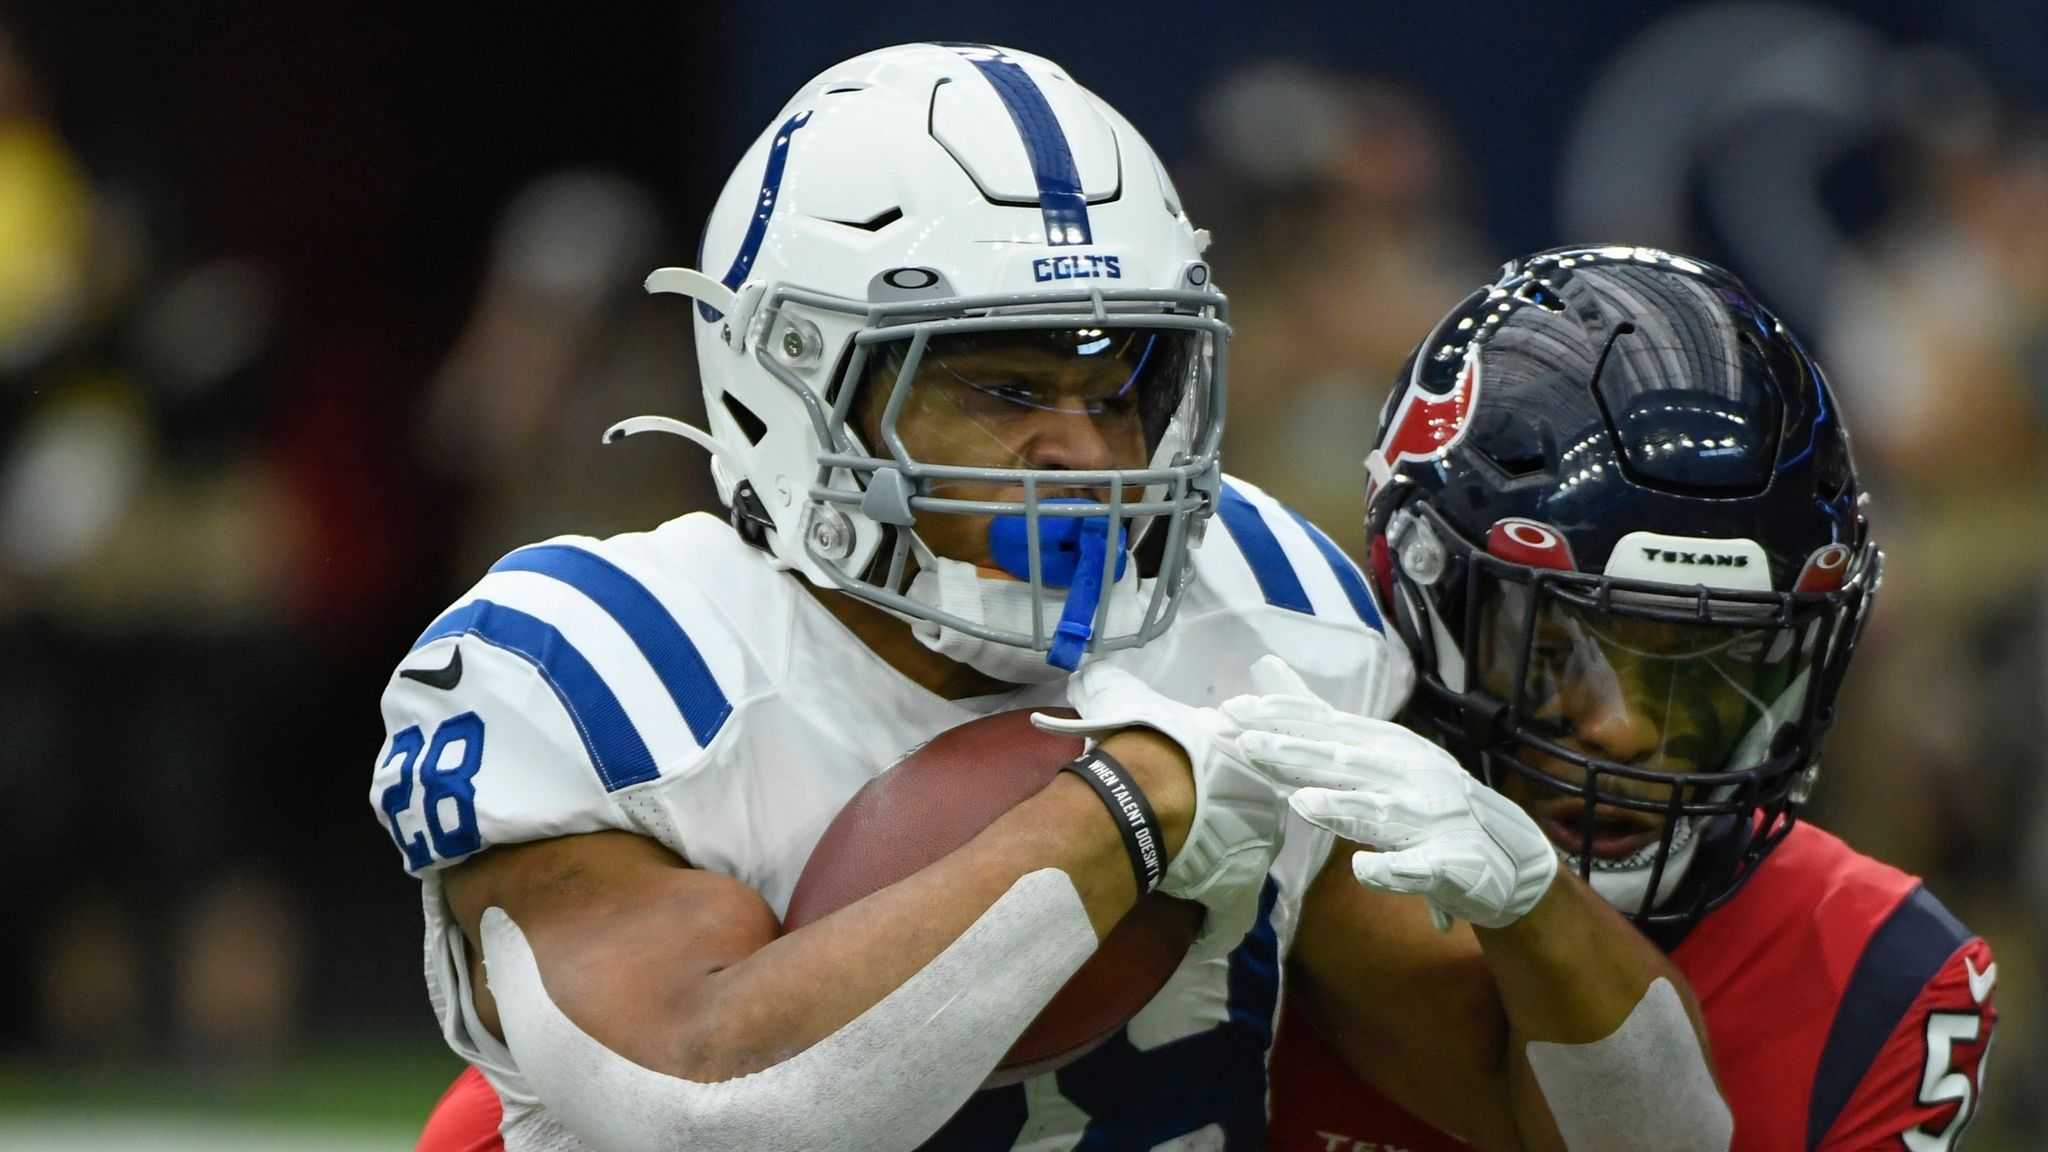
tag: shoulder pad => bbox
[1197,476,1385,632]
[369,534,749,873]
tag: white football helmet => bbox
[615,43,1226,680]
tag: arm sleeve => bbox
[1814,936,1997,1152]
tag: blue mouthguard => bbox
[986,499,1131,671]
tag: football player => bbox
[1264,247,1998,1152]
[381,50,1729,1152]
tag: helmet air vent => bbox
[1513,278,1566,312]
[1477,447,1549,479]
[822,206,904,232]
[721,393,769,446]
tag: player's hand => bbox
[1222,656,1558,931]
[1033,662,1287,961]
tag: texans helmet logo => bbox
[1366,350,1481,490]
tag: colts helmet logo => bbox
[1366,348,1481,495]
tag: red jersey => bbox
[1266,822,1998,1152]
[416,1065,503,1152]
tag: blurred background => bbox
[1,0,2043,1147]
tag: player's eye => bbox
[1531,633,1571,668]
[1083,388,1139,416]
[1520,661,1563,703]
[985,382,1039,405]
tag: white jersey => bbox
[370,476,1398,1152]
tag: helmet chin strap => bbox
[906,505,1142,685]
[1569,811,1706,912]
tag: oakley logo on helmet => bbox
[1487,518,1577,571]
[867,266,957,303]
[882,267,941,290]
[1032,254,1121,282]
[1794,543,1853,593]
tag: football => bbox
[782,707,1203,1086]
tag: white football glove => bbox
[1221,656,1558,932]
[1033,662,1284,961]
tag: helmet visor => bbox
[858,326,1204,484]
[1477,579,1821,779]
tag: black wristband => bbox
[1060,748,1167,894]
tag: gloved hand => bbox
[1222,656,1558,932]
[1033,662,1284,961]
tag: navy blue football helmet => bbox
[1364,246,1880,934]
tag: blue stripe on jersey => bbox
[1283,507,1384,631]
[490,544,732,747]
[1057,878,1282,1151]
[1215,483,1314,615]
[1226,878,1283,1041]
[1805,885,1972,1150]
[944,44,1093,245]
[413,600,661,792]
[699,109,813,323]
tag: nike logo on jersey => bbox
[400,647,464,690]
[1965,955,1997,1004]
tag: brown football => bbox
[782,707,1202,1086]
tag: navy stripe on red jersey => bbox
[1806,884,1972,1151]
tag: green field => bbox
[0,1044,463,1151]
[0,1045,2028,1152]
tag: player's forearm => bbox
[446,773,1172,1152]
[1477,871,1724,1151]
[1476,870,1687,1044]
[681,749,1189,1079]
[481,838,1105,1152]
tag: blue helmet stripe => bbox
[412,600,661,792]
[699,109,813,323]
[945,45,1093,246]
[491,544,732,747]
[1216,483,1313,614]
[1283,507,1385,631]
